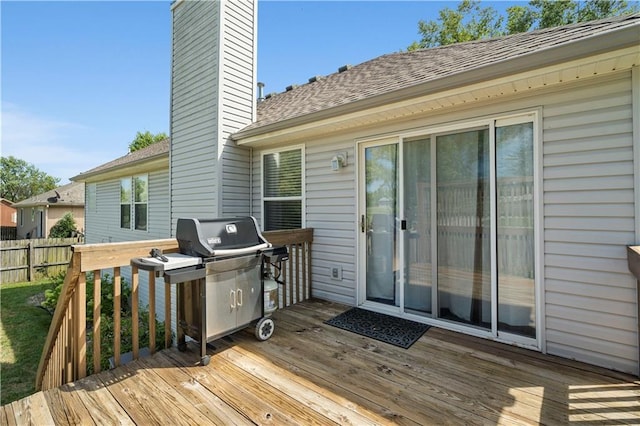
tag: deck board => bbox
[4,299,640,425]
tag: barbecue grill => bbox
[131,216,288,365]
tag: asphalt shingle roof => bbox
[13,181,85,207]
[244,14,639,133]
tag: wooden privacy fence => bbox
[0,237,84,283]
[35,228,313,391]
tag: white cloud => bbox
[1,103,116,182]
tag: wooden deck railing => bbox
[35,229,313,391]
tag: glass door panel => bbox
[496,123,535,338]
[403,137,432,314]
[365,143,399,306]
[436,129,491,329]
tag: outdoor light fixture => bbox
[331,152,347,171]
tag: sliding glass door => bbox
[359,113,537,345]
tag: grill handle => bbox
[212,242,270,257]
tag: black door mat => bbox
[324,307,430,349]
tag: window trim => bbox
[260,145,305,231]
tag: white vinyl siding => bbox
[171,0,255,225]
[84,170,169,244]
[219,0,255,217]
[248,70,637,374]
[170,0,221,224]
[542,71,636,373]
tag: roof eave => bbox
[71,153,169,183]
[232,23,639,143]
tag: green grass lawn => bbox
[1,281,52,405]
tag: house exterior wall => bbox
[84,169,171,321]
[250,70,638,374]
[46,206,85,236]
[0,202,17,227]
[16,207,45,239]
[84,169,170,244]
[170,0,255,228]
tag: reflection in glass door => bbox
[496,122,535,338]
[364,143,399,306]
[436,129,492,330]
[403,137,432,314]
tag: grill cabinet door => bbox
[206,270,237,339]
[235,262,262,326]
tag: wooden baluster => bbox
[287,244,293,306]
[307,240,312,300]
[149,271,156,354]
[113,267,121,367]
[301,242,307,301]
[93,270,101,374]
[132,265,139,360]
[65,307,73,383]
[76,272,86,379]
[165,282,171,349]
[295,243,300,304]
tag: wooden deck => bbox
[3,299,640,425]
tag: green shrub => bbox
[41,270,171,373]
[87,309,168,374]
[49,212,79,238]
[42,272,66,313]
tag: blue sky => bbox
[1,0,520,184]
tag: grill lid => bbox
[176,217,270,258]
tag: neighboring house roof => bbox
[235,14,639,138]
[13,181,85,208]
[71,138,170,182]
[1,199,15,207]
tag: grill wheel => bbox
[255,317,275,341]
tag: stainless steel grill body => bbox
[131,216,287,365]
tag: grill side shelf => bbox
[163,266,207,284]
[131,257,166,273]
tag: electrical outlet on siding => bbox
[330,265,342,280]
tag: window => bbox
[87,183,97,214]
[262,147,303,231]
[120,178,131,228]
[120,175,148,231]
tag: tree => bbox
[408,0,503,50]
[49,212,79,238]
[128,131,168,152]
[0,156,60,202]
[408,0,638,50]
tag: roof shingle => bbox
[244,14,639,133]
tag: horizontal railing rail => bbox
[35,229,313,391]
